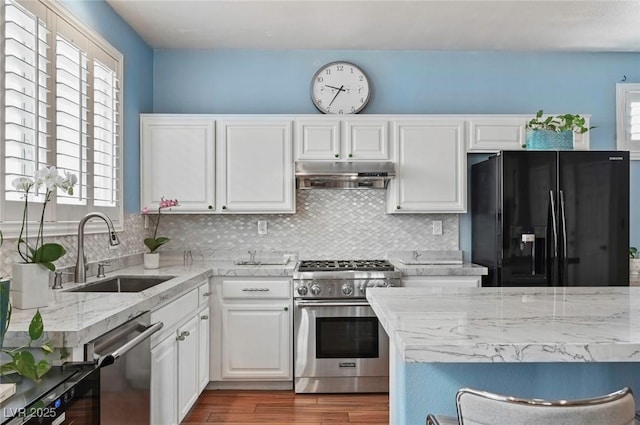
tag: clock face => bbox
[310,61,371,114]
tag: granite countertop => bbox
[389,259,487,276]
[386,250,488,276]
[367,286,640,363]
[4,258,295,350]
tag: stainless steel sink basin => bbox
[68,276,175,293]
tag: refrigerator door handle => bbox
[549,190,558,258]
[559,190,568,283]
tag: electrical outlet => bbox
[258,219,268,235]
[432,220,443,235]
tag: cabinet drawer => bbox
[151,288,198,345]
[198,281,211,306]
[222,279,291,299]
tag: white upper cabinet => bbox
[217,118,295,213]
[294,117,389,160]
[387,118,466,213]
[295,118,341,159]
[140,115,216,213]
[467,114,590,153]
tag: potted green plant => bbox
[631,247,640,277]
[524,110,594,150]
[1,230,52,383]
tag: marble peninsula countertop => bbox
[4,258,296,350]
[367,286,640,363]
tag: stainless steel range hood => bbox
[295,161,395,189]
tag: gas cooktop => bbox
[296,259,394,272]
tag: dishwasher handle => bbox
[98,321,163,368]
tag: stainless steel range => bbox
[293,259,401,393]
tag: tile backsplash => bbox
[159,190,458,259]
[0,190,459,277]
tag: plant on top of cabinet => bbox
[526,110,593,134]
[524,110,594,150]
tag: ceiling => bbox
[105,0,640,52]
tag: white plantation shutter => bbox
[92,57,119,207]
[616,83,640,160]
[3,0,50,203]
[55,32,89,205]
[1,0,123,233]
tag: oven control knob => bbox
[341,284,353,296]
[297,285,308,296]
[311,284,322,295]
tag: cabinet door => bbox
[343,119,389,160]
[198,306,210,392]
[388,119,466,213]
[295,119,341,160]
[151,334,178,425]
[140,115,216,213]
[218,119,294,213]
[467,116,526,152]
[221,303,291,380]
[177,316,199,422]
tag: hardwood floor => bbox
[182,390,389,424]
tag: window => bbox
[616,83,640,160]
[1,0,123,235]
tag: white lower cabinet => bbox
[402,275,481,288]
[211,277,292,383]
[150,281,211,425]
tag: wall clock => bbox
[310,61,371,114]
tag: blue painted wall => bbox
[61,0,154,213]
[154,49,640,251]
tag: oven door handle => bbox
[295,300,371,308]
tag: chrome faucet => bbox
[75,212,120,283]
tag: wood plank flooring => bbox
[182,390,389,424]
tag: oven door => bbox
[294,299,389,393]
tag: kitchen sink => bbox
[68,276,176,293]
[234,258,290,266]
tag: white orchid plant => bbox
[13,166,77,271]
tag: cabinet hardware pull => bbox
[202,292,211,297]
[201,315,209,320]
[348,153,353,158]
[396,205,401,210]
[241,288,270,292]
[208,205,213,210]
[334,153,339,158]
[177,335,185,341]
[284,307,288,311]
[183,331,190,337]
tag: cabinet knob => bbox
[201,315,209,320]
[202,292,211,297]
[183,331,190,337]
[348,153,353,158]
[334,153,339,158]
[284,307,288,311]
[396,205,401,210]
[176,334,185,341]
[222,205,227,210]
[208,205,213,210]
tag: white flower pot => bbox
[11,263,50,309]
[144,253,160,269]
[631,259,640,276]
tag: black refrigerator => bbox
[472,150,629,287]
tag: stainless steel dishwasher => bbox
[85,311,163,425]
